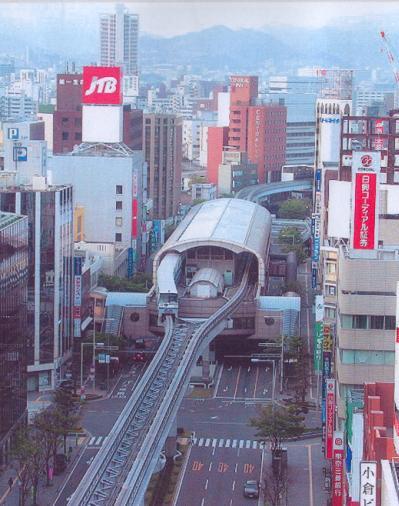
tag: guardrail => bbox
[71,260,251,505]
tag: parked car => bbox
[243,480,260,499]
[54,453,67,475]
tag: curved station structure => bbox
[71,198,300,506]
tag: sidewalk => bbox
[0,435,86,506]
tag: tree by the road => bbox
[12,426,46,505]
[277,199,311,219]
[250,405,304,453]
[287,335,312,407]
[263,465,288,506]
[278,227,308,263]
[99,273,151,292]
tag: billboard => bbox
[73,256,83,338]
[325,378,335,459]
[13,146,27,162]
[351,151,381,176]
[359,462,377,506]
[82,66,122,105]
[132,198,138,239]
[352,172,377,250]
[319,114,341,164]
[82,105,123,143]
[314,322,324,371]
[332,432,344,506]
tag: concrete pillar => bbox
[201,345,210,384]
[164,417,178,458]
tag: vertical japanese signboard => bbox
[312,168,322,288]
[314,295,324,371]
[73,256,82,338]
[359,462,377,506]
[351,151,380,251]
[321,325,333,441]
[325,378,335,459]
[332,431,344,506]
[352,172,377,250]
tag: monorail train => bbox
[156,253,184,318]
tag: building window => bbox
[116,201,122,210]
[116,185,123,194]
[115,233,122,242]
[326,261,336,274]
[115,217,122,227]
[62,131,69,140]
[325,307,336,320]
[74,132,81,141]
[370,315,384,330]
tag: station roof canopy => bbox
[153,198,271,287]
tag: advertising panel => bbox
[351,151,381,175]
[321,325,332,431]
[319,114,341,164]
[73,257,82,338]
[359,462,377,506]
[315,168,322,192]
[332,432,344,506]
[314,322,323,372]
[325,378,335,459]
[82,66,122,105]
[132,198,138,239]
[352,172,377,250]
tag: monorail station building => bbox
[105,198,300,383]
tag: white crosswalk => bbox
[87,436,108,447]
[192,437,264,450]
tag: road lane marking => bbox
[201,498,205,506]
[209,462,212,471]
[252,441,258,449]
[198,438,204,447]
[218,439,225,447]
[89,437,95,445]
[232,480,236,491]
[205,479,208,490]
[205,438,211,447]
[253,364,260,398]
[234,463,238,473]
[246,440,251,448]
[308,444,314,506]
[233,365,241,399]
[225,439,231,448]
[239,440,244,448]
[212,439,217,447]
[232,439,237,448]
[95,436,103,446]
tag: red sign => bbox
[82,66,122,105]
[332,432,344,506]
[353,172,377,250]
[326,379,335,459]
[396,327,399,344]
[374,120,384,150]
[132,198,138,239]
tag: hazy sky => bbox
[2,1,399,37]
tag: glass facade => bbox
[0,213,28,461]
[0,186,73,390]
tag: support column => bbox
[201,345,211,385]
[164,417,178,459]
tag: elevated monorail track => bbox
[70,260,252,506]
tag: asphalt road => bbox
[175,445,263,506]
[215,362,275,401]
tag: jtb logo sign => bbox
[82,66,122,105]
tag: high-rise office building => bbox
[0,212,28,464]
[100,4,139,76]
[0,181,74,391]
[143,114,182,220]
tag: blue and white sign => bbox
[315,169,322,192]
[13,146,27,162]
[7,127,19,140]
[319,117,340,124]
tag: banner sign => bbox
[82,66,122,105]
[353,172,377,250]
[332,432,344,506]
[359,462,377,506]
[326,378,335,459]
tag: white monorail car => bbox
[156,253,184,317]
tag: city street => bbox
[214,362,276,401]
[175,445,263,506]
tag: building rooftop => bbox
[154,198,271,287]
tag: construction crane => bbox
[380,31,399,85]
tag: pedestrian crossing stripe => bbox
[87,436,108,447]
[191,437,264,450]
